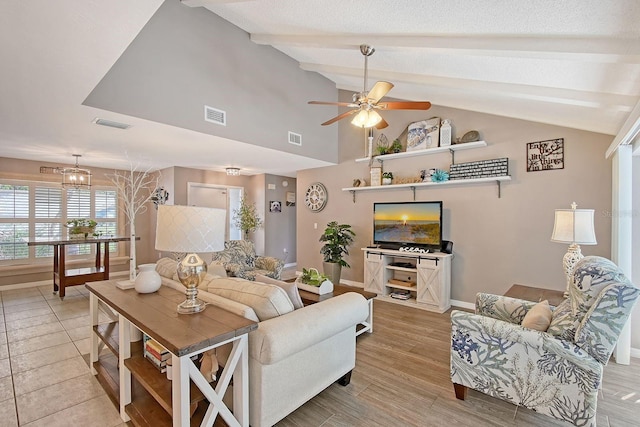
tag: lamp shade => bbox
[155,205,226,253]
[551,208,597,245]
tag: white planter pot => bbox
[296,279,334,295]
[134,263,162,294]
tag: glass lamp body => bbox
[176,253,208,314]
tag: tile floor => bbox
[0,284,126,427]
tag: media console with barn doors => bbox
[363,248,452,313]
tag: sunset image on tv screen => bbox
[374,203,440,245]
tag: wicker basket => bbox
[69,226,95,239]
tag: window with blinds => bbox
[0,184,29,260]
[0,181,119,263]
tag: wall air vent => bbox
[92,118,131,130]
[288,131,302,146]
[204,105,226,126]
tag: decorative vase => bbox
[134,263,162,294]
[382,177,392,185]
[323,261,342,286]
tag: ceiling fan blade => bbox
[367,81,394,103]
[377,101,432,110]
[308,101,355,107]
[321,110,357,126]
[375,117,389,130]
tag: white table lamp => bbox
[551,202,597,294]
[155,205,226,314]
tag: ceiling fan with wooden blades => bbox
[308,45,432,129]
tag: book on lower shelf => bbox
[143,334,169,373]
[390,290,412,300]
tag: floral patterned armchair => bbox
[450,256,639,426]
[211,240,284,280]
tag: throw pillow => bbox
[155,258,177,279]
[254,274,304,309]
[521,300,552,331]
[208,261,227,278]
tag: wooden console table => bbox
[504,284,565,307]
[87,280,257,426]
[28,236,134,299]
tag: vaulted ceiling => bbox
[1,0,638,175]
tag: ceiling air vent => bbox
[92,118,131,130]
[204,105,226,126]
[288,131,302,146]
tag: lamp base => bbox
[177,297,207,314]
[563,243,583,297]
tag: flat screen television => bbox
[373,201,443,251]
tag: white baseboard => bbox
[0,271,129,291]
[451,299,475,310]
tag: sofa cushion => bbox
[207,277,294,321]
[521,300,552,331]
[254,274,304,310]
[547,297,575,340]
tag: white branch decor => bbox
[107,163,160,281]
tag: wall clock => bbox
[304,182,327,212]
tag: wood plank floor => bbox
[275,299,640,427]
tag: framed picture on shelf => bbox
[370,165,382,186]
[527,138,564,172]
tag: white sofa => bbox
[155,258,369,427]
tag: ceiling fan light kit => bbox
[351,109,382,128]
[309,45,431,129]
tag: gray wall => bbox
[83,0,338,163]
[297,94,613,306]
[264,174,297,263]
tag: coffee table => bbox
[297,284,376,336]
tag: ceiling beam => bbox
[252,34,640,63]
[181,0,253,6]
[300,62,636,111]
[606,98,640,158]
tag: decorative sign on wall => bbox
[449,158,509,180]
[526,138,564,172]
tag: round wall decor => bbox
[304,182,327,212]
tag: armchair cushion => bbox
[211,240,284,280]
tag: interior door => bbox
[187,183,242,241]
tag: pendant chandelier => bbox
[61,154,91,189]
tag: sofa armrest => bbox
[255,256,284,278]
[250,292,368,365]
[475,292,540,325]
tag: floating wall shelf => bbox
[355,140,487,164]
[342,176,511,202]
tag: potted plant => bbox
[233,196,263,240]
[391,139,403,153]
[319,221,355,285]
[296,267,334,294]
[382,172,393,185]
[65,218,98,239]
